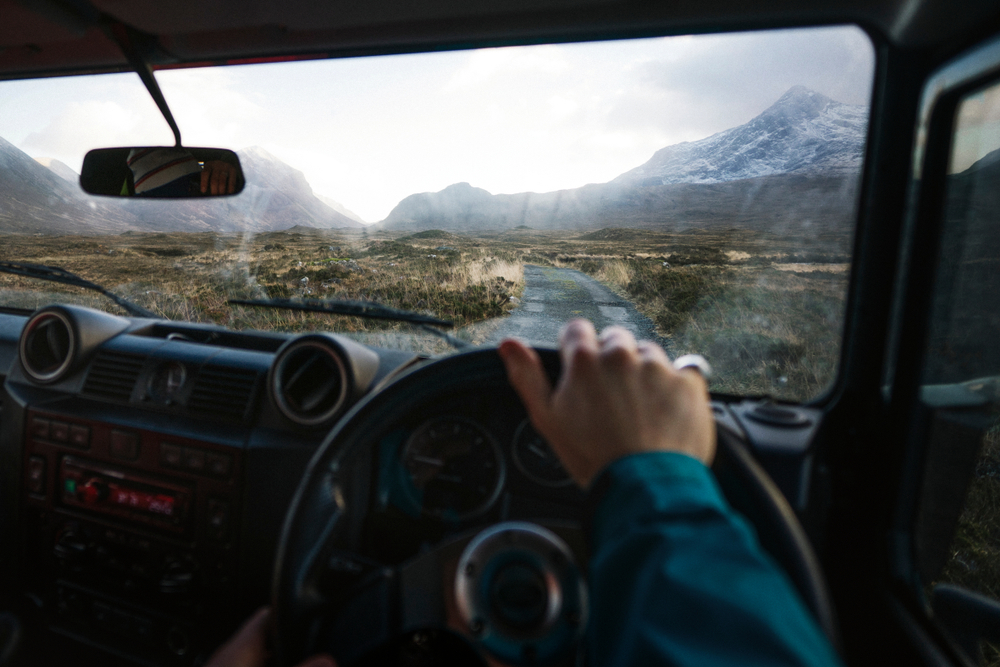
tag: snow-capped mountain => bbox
[380,86,866,233]
[614,86,867,186]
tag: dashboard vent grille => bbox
[188,366,258,422]
[83,351,145,402]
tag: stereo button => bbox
[29,417,50,440]
[160,443,183,468]
[27,456,46,495]
[69,425,91,449]
[50,421,69,442]
[184,448,206,472]
[206,452,233,478]
[110,430,139,460]
[207,499,230,540]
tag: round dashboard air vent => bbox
[271,338,349,426]
[20,309,76,383]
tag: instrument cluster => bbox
[386,414,576,522]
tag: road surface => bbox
[468,265,664,348]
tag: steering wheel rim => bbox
[272,347,838,666]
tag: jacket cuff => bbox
[584,451,729,551]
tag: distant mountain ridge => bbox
[379,86,866,234]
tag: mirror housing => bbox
[80,147,245,198]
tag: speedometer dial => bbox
[401,417,504,520]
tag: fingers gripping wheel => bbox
[273,348,836,666]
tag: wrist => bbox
[584,451,727,550]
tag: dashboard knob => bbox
[53,526,89,569]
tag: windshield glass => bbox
[0,25,873,401]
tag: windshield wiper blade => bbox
[228,297,455,328]
[0,262,156,318]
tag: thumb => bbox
[499,339,554,428]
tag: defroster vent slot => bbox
[188,365,258,422]
[83,350,145,402]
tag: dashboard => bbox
[0,304,823,666]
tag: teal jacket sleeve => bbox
[585,451,843,667]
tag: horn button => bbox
[455,522,587,665]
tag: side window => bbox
[916,77,1000,664]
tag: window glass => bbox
[924,81,1000,385]
[0,26,874,400]
[923,78,1000,662]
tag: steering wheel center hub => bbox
[455,522,587,665]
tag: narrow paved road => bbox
[474,265,664,348]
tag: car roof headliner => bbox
[2,0,1000,81]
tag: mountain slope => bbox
[317,194,367,225]
[232,147,363,230]
[614,86,867,186]
[35,157,79,184]
[0,136,137,234]
[0,139,363,234]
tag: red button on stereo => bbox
[79,480,107,504]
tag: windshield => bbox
[0,26,873,401]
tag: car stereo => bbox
[20,409,244,664]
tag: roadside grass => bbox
[937,423,1000,665]
[545,233,849,399]
[0,226,849,400]
[940,423,1000,596]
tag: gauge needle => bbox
[412,455,444,467]
[528,444,549,459]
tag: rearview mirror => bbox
[80,147,245,198]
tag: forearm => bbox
[586,452,843,667]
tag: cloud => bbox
[603,26,874,144]
[4,25,876,222]
[445,45,570,91]
[18,76,173,170]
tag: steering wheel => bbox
[272,348,838,666]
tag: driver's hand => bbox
[499,319,715,489]
[205,607,335,667]
[201,159,240,195]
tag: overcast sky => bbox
[0,25,874,222]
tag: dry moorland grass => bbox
[937,423,1000,665]
[0,226,851,400]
